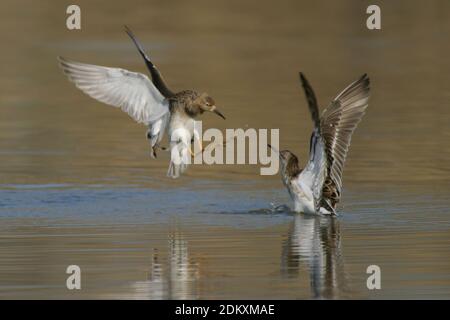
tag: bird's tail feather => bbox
[167,161,188,179]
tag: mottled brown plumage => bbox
[275,73,370,214]
[124,27,225,166]
[322,177,339,210]
[58,27,226,179]
[169,91,219,118]
[124,27,224,121]
[280,150,302,179]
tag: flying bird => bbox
[270,73,370,215]
[58,26,225,178]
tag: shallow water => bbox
[0,0,449,299]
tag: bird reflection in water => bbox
[130,229,199,299]
[281,214,348,299]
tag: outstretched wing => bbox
[58,56,170,125]
[298,73,328,212]
[320,74,370,204]
[300,72,320,129]
[124,25,175,98]
[300,74,370,213]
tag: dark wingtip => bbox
[299,72,306,81]
[124,26,174,98]
[359,73,370,91]
[298,72,311,88]
[360,73,369,83]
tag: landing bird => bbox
[58,26,225,178]
[270,73,370,215]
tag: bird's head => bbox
[194,93,226,120]
[268,144,301,179]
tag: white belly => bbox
[293,194,316,214]
[169,114,195,137]
[289,178,331,215]
[166,114,195,178]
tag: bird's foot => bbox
[150,144,169,159]
[150,147,157,159]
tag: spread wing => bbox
[300,74,370,213]
[124,26,175,98]
[298,73,328,211]
[320,74,370,205]
[58,56,170,125]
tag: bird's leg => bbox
[151,143,168,158]
[146,130,169,157]
[146,130,157,158]
[154,143,168,151]
[197,139,204,154]
[151,147,157,158]
[183,139,194,157]
[188,145,195,157]
[192,137,228,158]
[192,129,204,154]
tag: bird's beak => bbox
[211,106,226,120]
[268,144,278,153]
[268,144,284,159]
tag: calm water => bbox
[0,0,449,299]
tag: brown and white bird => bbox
[58,26,225,178]
[271,73,370,215]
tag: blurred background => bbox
[0,0,449,299]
